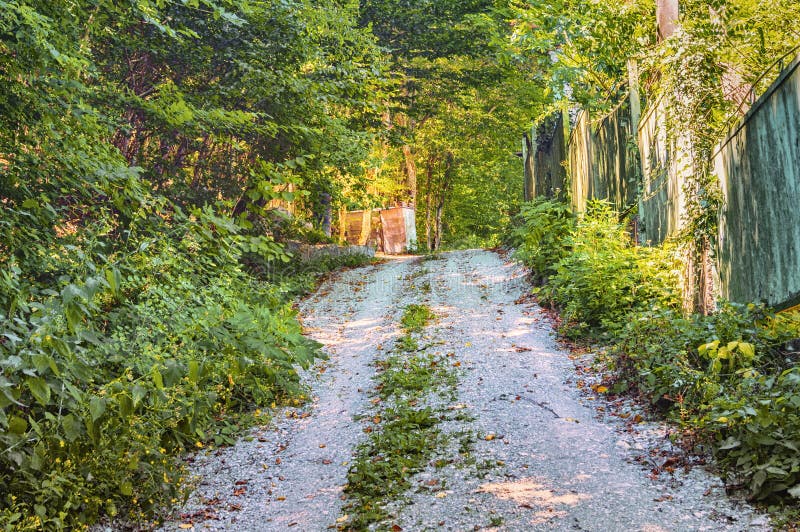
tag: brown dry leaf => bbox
[179,525,193,530]
[435,492,447,498]
[323,459,332,465]
[275,458,282,465]
[336,515,349,523]
[373,416,381,424]
[319,444,326,448]
[484,434,495,441]
[276,496,286,501]
[363,427,373,433]
[633,414,643,423]
[392,525,403,531]
[452,361,461,367]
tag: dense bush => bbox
[510,197,575,283]
[513,199,680,337]
[0,208,328,529]
[544,202,681,337]
[616,305,800,500]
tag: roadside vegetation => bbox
[507,197,800,510]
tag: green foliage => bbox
[614,304,800,501]
[510,198,575,283]
[1,0,390,525]
[538,201,681,337]
[509,0,654,113]
[0,210,324,528]
[509,199,800,502]
[361,0,545,249]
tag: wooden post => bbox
[338,205,347,242]
[628,59,642,131]
[522,133,534,201]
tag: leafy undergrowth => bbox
[510,198,800,512]
[341,302,458,530]
[0,208,377,530]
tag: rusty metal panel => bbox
[379,208,406,254]
[379,207,416,254]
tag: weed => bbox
[400,304,435,333]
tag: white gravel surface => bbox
[158,250,770,531]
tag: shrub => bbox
[510,198,575,283]
[542,201,681,337]
[0,210,325,529]
[614,303,800,500]
[507,198,800,502]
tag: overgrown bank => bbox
[0,209,373,530]
[507,198,800,510]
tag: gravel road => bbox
[159,250,770,531]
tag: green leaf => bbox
[7,416,28,435]
[62,414,82,441]
[738,342,755,359]
[132,384,147,407]
[119,481,134,496]
[26,377,51,406]
[89,396,107,422]
[188,360,200,384]
[152,369,164,390]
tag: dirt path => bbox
[162,250,768,531]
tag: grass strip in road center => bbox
[339,303,456,530]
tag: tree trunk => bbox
[432,152,454,251]
[319,192,332,237]
[402,144,417,207]
[424,155,436,250]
